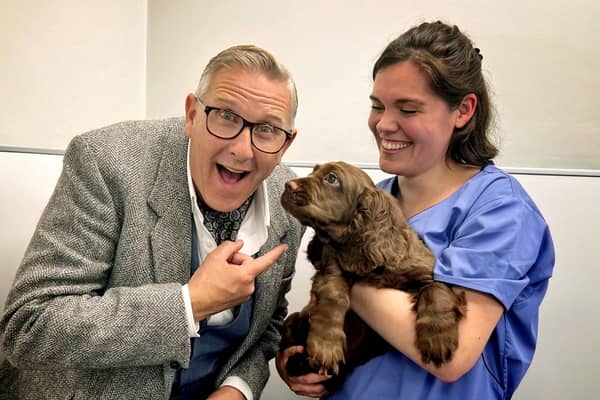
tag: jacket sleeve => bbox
[0,134,191,370]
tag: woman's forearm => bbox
[350,283,503,382]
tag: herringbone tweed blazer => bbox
[0,117,304,399]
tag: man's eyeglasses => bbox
[196,97,293,154]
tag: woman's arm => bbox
[350,283,503,382]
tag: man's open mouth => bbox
[217,164,249,183]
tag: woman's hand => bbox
[276,345,330,398]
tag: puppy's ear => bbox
[356,188,394,221]
[355,188,409,266]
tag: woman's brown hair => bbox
[373,21,498,165]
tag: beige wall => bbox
[0,0,147,150]
[146,0,600,170]
[1,2,599,398]
[2,1,599,169]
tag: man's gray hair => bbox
[195,45,298,122]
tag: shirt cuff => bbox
[181,284,200,337]
[221,377,253,400]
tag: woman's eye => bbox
[323,172,340,186]
[400,109,417,114]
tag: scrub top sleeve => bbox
[433,196,549,310]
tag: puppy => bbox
[280,161,466,389]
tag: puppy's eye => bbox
[323,172,340,186]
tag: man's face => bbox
[184,66,296,212]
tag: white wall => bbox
[0,153,63,312]
[146,0,600,170]
[1,153,599,399]
[0,0,147,150]
[508,174,600,399]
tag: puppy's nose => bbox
[285,180,298,191]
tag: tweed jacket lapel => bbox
[251,222,286,332]
[249,184,288,333]
[147,136,192,285]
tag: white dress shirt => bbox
[179,142,270,400]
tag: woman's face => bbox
[368,61,463,178]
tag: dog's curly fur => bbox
[280,161,466,390]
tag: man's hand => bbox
[206,385,246,400]
[188,240,288,321]
[276,345,330,398]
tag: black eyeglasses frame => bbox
[196,97,293,154]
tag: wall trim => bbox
[2,146,599,178]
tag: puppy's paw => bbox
[415,331,457,367]
[306,329,346,375]
[413,282,466,367]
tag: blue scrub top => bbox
[325,162,555,400]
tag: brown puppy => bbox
[280,161,466,388]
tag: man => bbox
[0,45,304,400]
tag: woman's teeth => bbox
[381,139,410,150]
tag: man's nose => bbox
[229,126,254,160]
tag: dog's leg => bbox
[305,262,350,375]
[413,282,466,367]
[281,310,311,349]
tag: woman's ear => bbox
[455,93,477,129]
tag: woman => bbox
[277,21,554,399]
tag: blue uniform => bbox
[326,162,555,400]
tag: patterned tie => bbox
[197,193,255,245]
[196,194,255,319]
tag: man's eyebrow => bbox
[210,96,236,108]
[211,96,286,126]
[264,113,285,126]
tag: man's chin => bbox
[201,175,259,211]
[203,193,250,212]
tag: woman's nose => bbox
[375,112,400,133]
